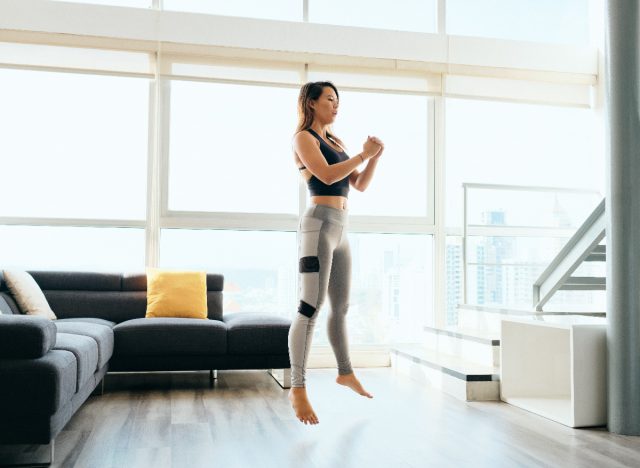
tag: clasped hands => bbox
[363,135,385,161]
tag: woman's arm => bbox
[294,132,378,185]
[349,140,383,191]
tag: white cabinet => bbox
[500,317,607,428]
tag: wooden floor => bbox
[10,367,640,467]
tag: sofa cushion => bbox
[56,317,116,328]
[2,270,56,319]
[53,333,99,392]
[0,314,57,358]
[223,312,291,355]
[113,318,226,356]
[0,350,77,415]
[145,268,208,319]
[54,322,114,369]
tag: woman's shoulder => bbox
[293,129,319,146]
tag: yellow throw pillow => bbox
[145,267,208,319]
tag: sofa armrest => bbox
[0,315,57,358]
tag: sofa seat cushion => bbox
[223,312,291,355]
[55,317,116,329]
[113,318,227,356]
[53,333,99,392]
[54,322,114,369]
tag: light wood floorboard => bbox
[32,367,640,468]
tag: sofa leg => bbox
[47,441,54,467]
[209,369,217,386]
[268,368,291,389]
[0,440,54,467]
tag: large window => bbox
[168,80,299,214]
[446,98,604,314]
[0,68,149,220]
[446,0,590,45]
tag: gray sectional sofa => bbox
[0,270,292,465]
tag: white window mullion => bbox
[145,50,160,268]
[437,0,446,35]
[433,95,446,327]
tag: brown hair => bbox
[295,81,346,150]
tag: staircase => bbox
[390,305,606,402]
[391,197,607,402]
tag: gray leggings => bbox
[288,203,353,387]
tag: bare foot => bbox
[288,387,319,425]
[336,372,373,398]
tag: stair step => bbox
[585,245,606,261]
[390,344,500,401]
[391,344,499,382]
[458,304,606,334]
[423,325,500,366]
[423,325,500,346]
[563,276,606,285]
[560,276,606,290]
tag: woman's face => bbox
[312,86,339,124]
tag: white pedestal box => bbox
[500,317,607,428]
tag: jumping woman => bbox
[288,81,384,425]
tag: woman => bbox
[288,81,384,425]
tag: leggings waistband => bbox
[303,203,348,225]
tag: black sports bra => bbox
[297,128,350,197]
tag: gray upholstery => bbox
[0,294,16,315]
[56,317,116,328]
[0,350,77,415]
[0,363,108,445]
[42,290,147,324]
[113,318,227,356]
[0,314,56,358]
[54,322,113,369]
[53,333,99,392]
[26,271,122,291]
[0,292,20,314]
[224,312,291,355]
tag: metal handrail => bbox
[462,182,602,304]
[532,198,606,311]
